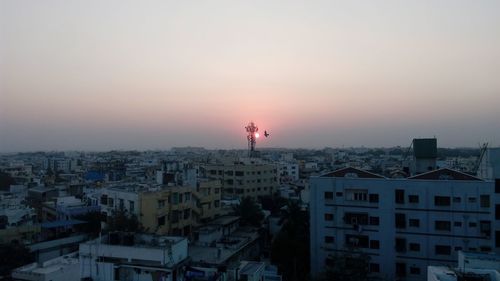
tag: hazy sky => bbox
[1,1,499,152]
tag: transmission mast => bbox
[245,122,259,157]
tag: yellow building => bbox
[202,162,279,200]
[139,180,222,236]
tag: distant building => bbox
[410,138,437,175]
[478,147,500,180]
[202,160,278,200]
[310,166,499,281]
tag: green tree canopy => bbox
[106,209,141,233]
[320,249,370,281]
[271,201,310,281]
[233,196,264,227]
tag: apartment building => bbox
[203,161,279,200]
[92,180,223,236]
[310,167,500,281]
[80,233,188,281]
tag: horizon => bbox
[0,144,486,154]
[1,1,500,151]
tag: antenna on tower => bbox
[245,122,259,157]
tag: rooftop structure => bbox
[80,233,188,281]
[12,252,80,281]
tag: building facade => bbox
[203,161,279,200]
[310,167,500,281]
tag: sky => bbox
[1,1,499,152]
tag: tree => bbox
[74,211,103,237]
[320,249,370,281]
[232,196,264,227]
[271,202,310,281]
[106,209,141,232]
[260,194,287,215]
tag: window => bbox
[395,189,405,204]
[480,246,492,252]
[468,222,477,227]
[344,213,368,225]
[129,201,135,212]
[119,199,124,210]
[454,246,463,251]
[214,200,220,208]
[496,179,500,193]
[369,194,379,203]
[369,216,380,226]
[454,221,462,227]
[496,231,500,247]
[409,219,420,227]
[409,267,421,275]
[172,193,179,204]
[370,240,380,249]
[184,209,190,219]
[369,263,380,273]
[395,238,406,252]
[408,195,419,203]
[157,216,165,226]
[324,192,334,200]
[435,221,451,231]
[396,263,406,277]
[435,196,451,206]
[324,236,335,243]
[480,195,490,208]
[409,243,420,251]
[345,234,369,248]
[395,213,406,229]
[435,245,451,255]
[158,200,165,209]
[214,188,220,194]
[468,197,477,203]
[336,192,343,197]
[346,189,368,201]
[496,205,500,220]
[453,197,461,203]
[480,220,491,236]
[108,198,114,207]
[324,213,334,221]
[100,195,108,205]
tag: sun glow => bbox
[255,133,260,138]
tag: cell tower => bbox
[245,121,259,157]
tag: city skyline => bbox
[1,1,500,152]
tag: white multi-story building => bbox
[310,167,500,281]
[278,162,299,182]
[80,233,188,281]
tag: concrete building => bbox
[80,233,188,281]
[427,251,500,281]
[277,162,299,182]
[203,160,278,200]
[91,180,223,236]
[12,252,80,281]
[478,147,500,180]
[310,167,500,281]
